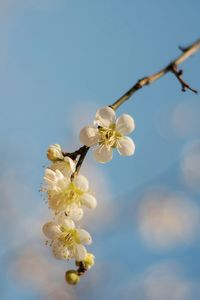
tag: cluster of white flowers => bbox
[80,106,135,163]
[42,106,135,284]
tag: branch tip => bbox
[178,45,189,52]
[170,63,198,94]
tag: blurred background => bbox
[0,0,200,299]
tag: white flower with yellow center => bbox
[79,106,135,163]
[47,144,64,161]
[43,218,92,261]
[44,169,97,216]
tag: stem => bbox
[71,146,89,180]
[63,146,89,179]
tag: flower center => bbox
[61,182,84,205]
[48,181,85,213]
[98,124,122,148]
[60,228,80,247]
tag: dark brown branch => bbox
[169,63,198,93]
[62,145,87,160]
[63,146,89,179]
[62,146,89,180]
[71,146,89,180]
[178,45,189,52]
[76,261,87,276]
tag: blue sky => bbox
[0,1,200,299]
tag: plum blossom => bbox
[79,106,135,163]
[43,218,92,261]
[44,168,97,216]
[47,144,64,161]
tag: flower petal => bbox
[93,145,113,163]
[52,239,69,260]
[76,229,92,245]
[56,203,83,224]
[44,178,56,190]
[47,144,63,161]
[94,106,116,127]
[62,218,75,229]
[56,177,69,191]
[79,126,99,146]
[73,174,89,192]
[61,204,83,221]
[118,136,135,156]
[42,222,61,239]
[116,114,135,135]
[50,157,76,177]
[44,168,56,182]
[74,244,87,261]
[63,156,76,171]
[55,169,65,181]
[80,193,97,209]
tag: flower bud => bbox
[76,253,95,269]
[47,144,63,161]
[84,253,95,269]
[65,270,80,285]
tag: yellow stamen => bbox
[48,182,84,213]
[98,124,122,148]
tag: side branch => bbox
[169,63,198,93]
[71,146,89,179]
[110,39,200,110]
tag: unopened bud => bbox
[84,253,95,269]
[65,270,80,285]
[47,144,63,161]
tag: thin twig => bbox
[71,146,89,180]
[110,38,200,110]
[62,145,87,160]
[63,146,89,179]
[169,63,198,93]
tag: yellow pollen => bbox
[48,182,84,213]
[60,183,84,205]
[98,124,122,148]
[59,229,80,247]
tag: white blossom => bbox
[47,144,64,161]
[79,106,135,163]
[44,169,97,215]
[43,218,92,261]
